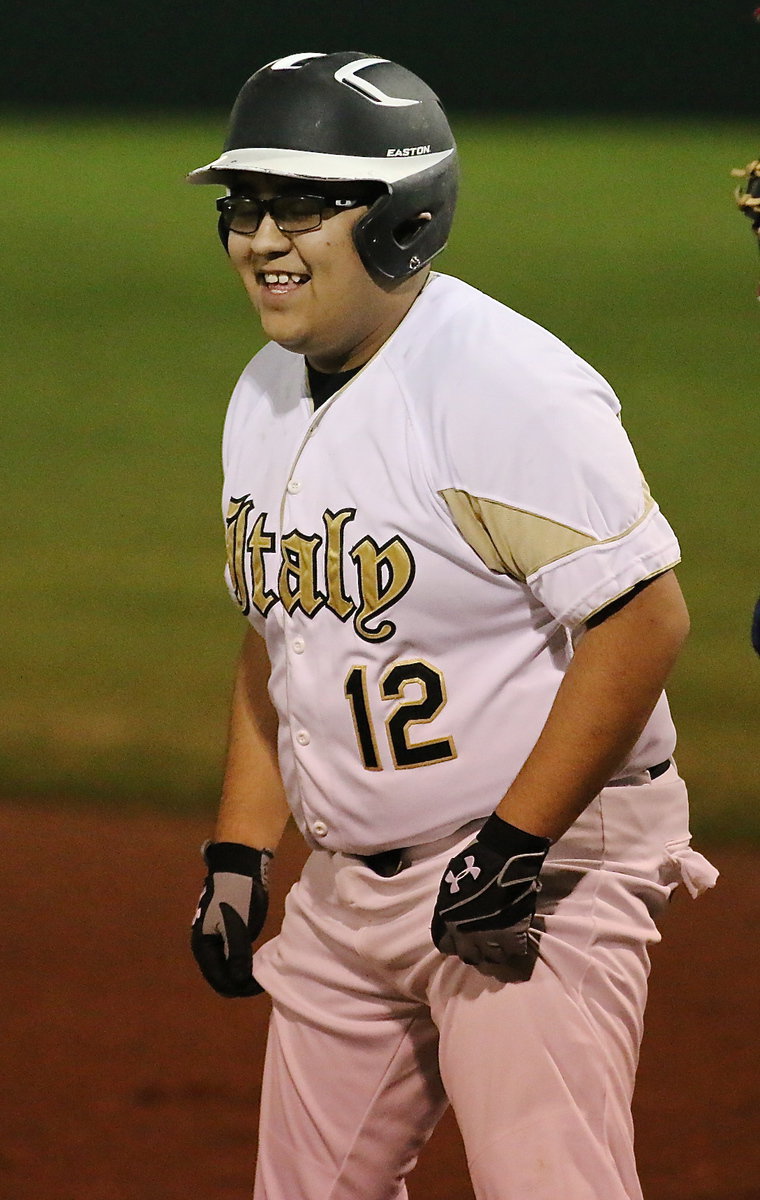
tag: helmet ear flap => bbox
[353,160,458,281]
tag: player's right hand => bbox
[191,841,273,997]
[431,814,551,965]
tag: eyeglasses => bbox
[216,193,369,236]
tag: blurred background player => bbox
[731,157,760,654]
[189,51,718,1200]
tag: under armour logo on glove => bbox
[445,857,481,893]
[431,814,551,967]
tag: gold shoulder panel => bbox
[440,485,655,581]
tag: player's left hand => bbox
[191,841,273,997]
[431,814,551,965]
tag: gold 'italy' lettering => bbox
[226,496,416,641]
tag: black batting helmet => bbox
[187,51,458,281]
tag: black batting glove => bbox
[431,814,551,965]
[191,841,273,998]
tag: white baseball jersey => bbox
[221,272,680,855]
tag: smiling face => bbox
[225,173,429,373]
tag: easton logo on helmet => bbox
[387,146,432,158]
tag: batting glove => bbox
[191,841,273,998]
[431,814,551,964]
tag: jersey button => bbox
[287,479,302,494]
[296,729,311,746]
[312,820,328,838]
[292,637,305,654]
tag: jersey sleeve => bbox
[436,351,680,629]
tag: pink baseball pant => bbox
[250,768,716,1200]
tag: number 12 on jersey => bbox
[344,659,457,770]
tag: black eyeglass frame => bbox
[215,193,370,236]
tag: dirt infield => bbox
[2,801,757,1200]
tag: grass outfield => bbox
[1,114,757,838]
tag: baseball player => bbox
[731,158,760,654]
[189,52,718,1200]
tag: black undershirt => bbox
[306,360,362,409]
[586,574,664,627]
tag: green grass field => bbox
[1,113,757,838]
